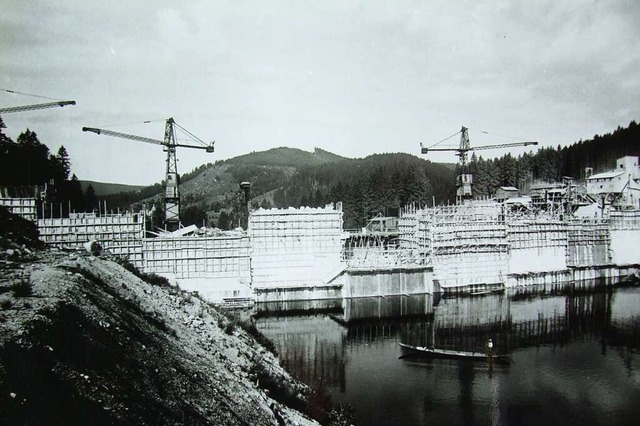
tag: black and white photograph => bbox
[1,1,640,425]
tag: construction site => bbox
[1,97,639,304]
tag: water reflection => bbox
[255,283,640,425]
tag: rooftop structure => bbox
[586,156,640,208]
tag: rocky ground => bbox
[0,209,326,425]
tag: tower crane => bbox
[0,100,76,114]
[0,89,75,114]
[82,118,214,231]
[421,126,538,203]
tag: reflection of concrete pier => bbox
[257,315,347,389]
[256,284,640,393]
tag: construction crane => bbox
[82,118,214,231]
[421,126,538,203]
[0,89,76,114]
[0,100,76,114]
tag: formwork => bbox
[507,219,568,275]
[37,212,144,265]
[142,235,250,279]
[249,205,345,301]
[0,197,37,221]
[427,202,509,291]
[566,219,610,267]
[608,210,640,266]
[398,205,420,250]
[141,234,252,302]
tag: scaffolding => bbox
[37,212,144,265]
[142,235,250,280]
[249,205,345,289]
[0,197,37,221]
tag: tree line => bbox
[271,153,456,229]
[466,120,640,198]
[0,116,99,215]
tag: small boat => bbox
[468,288,505,296]
[399,342,510,362]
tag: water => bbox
[255,284,640,425]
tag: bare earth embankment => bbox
[0,208,322,425]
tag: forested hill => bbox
[225,146,348,167]
[79,181,144,197]
[467,120,640,198]
[121,149,456,230]
[270,153,456,228]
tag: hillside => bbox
[0,228,328,424]
[103,119,640,229]
[226,147,348,167]
[467,120,640,197]
[116,148,455,229]
[80,180,145,196]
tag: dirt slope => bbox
[0,247,318,425]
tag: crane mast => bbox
[82,117,214,231]
[421,126,538,203]
[163,118,180,227]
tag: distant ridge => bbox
[79,180,145,196]
[226,146,348,167]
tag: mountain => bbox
[80,180,145,196]
[170,150,457,229]
[226,147,348,167]
[102,147,457,229]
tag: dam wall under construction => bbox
[5,194,640,302]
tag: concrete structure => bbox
[397,200,640,294]
[0,196,37,221]
[141,234,251,302]
[249,204,346,301]
[37,212,144,265]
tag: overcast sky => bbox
[1,0,639,185]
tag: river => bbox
[255,282,640,425]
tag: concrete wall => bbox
[609,211,640,266]
[37,212,144,265]
[429,203,509,289]
[249,205,344,290]
[508,220,568,273]
[142,235,250,279]
[342,268,433,298]
[0,197,37,221]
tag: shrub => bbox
[115,257,171,287]
[11,280,33,297]
[239,321,278,356]
[250,362,307,413]
[1,299,12,310]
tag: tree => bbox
[66,174,85,212]
[217,211,232,230]
[84,184,98,211]
[16,129,50,186]
[181,205,207,227]
[51,145,71,182]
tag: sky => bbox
[1,0,639,186]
